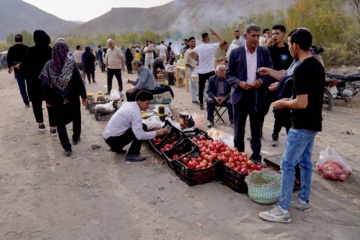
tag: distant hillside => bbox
[60,0,295,37]
[0,0,78,41]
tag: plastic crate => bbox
[220,162,265,194]
[221,163,248,193]
[182,128,211,140]
[171,147,220,186]
[150,126,183,155]
[95,109,114,121]
[88,101,106,113]
[163,138,197,170]
[146,120,177,151]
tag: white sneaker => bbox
[259,205,291,223]
[290,196,311,211]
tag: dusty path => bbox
[0,67,359,240]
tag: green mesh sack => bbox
[245,169,282,204]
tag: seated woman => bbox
[126,59,155,101]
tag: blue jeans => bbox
[15,72,29,105]
[188,68,198,102]
[279,128,318,210]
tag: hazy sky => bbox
[22,0,174,22]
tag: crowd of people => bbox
[6,23,325,223]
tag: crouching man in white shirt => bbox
[103,90,168,162]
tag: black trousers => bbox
[85,70,95,83]
[107,68,122,94]
[233,90,262,159]
[105,124,147,155]
[57,107,81,151]
[126,90,141,102]
[273,111,291,137]
[206,98,233,123]
[198,71,215,104]
[32,100,56,127]
[259,89,277,135]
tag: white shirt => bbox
[145,44,154,59]
[191,42,219,74]
[245,44,257,85]
[259,36,267,46]
[106,46,124,69]
[158,44,167,56]
[231,38,245,47]
[103,102,156,140]
[226,44,239,61]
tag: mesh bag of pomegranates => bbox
[316,146,352,182]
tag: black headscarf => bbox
[125,48,133,61]
[33,30,51,47]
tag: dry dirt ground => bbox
[0,66,359,240]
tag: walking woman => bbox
[17,30,57,135]
[125,48,134,74]
[39,41,87,156]
[83,47,96,84]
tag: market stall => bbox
[175,63,190,92]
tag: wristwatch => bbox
[259,79,263,85]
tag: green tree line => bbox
[1,0,359,65]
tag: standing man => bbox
[158,41,168,63]
[98,45,105,72]
[144,40,154,69]
[226,24,273,163]
[7,33,29,107]
[105,39,125,95]
[232,24,245,47]
[73,45,85,81]
[189,29,224,110]
[259,29,270,46]
[216,41,239,64]
[206,65,233,127]
[259,28,325,223]
[103,90,168,161]
[261,24,293,146]
[184,37,199,105]
[180,39,189,54]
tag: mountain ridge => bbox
[0,0,78,41]
[60,0,295,37]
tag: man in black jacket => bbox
[7,34,29,107]
[206,65,233,128]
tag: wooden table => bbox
[175,63,190,92]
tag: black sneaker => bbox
[25,103,30,108]
[64,150,72,157]
[271,133,278,147]
[73,137,81,145]
[50,128,57,137]
[199,104,204,110]
[38,124,46,132]
[250,154,262,164]
[192,101,200,105]
[126,154,146,162]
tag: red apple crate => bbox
[171,148,221,186]
[182,128,211,140]
[146,121,182,154]
[220,162,265,193]
[162,137,197,170]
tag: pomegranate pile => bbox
[316,161,352,182]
